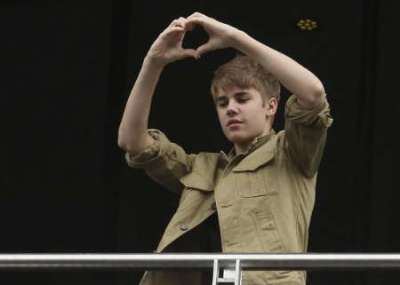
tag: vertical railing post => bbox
[212,259,219,285]
[234,259,242,285]
[211,257,242,285]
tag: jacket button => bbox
[179,224,189,231]
[211,202,217,211]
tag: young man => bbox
[118,12,333,285]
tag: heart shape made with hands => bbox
[182,24,210,56]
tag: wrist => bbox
[229,29,252,53]
[143,55,167,71]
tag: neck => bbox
[234,127,272,155]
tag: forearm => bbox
[232,31,325,107]
[118,57,164,153]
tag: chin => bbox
[227,133,251,145]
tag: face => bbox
[214,85,277,148]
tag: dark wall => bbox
[1,1,399,284]
[1,1,117,284]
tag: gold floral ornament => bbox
[297,19,318,31]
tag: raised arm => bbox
[118,17,197,154]
[186,12,325,109]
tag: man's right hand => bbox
[145,17,197,67]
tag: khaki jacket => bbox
[126,95,333,285]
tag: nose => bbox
[226,100,239,116]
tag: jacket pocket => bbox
[178,171,214,212]
[250,209,285,252]
[235,170,277,198]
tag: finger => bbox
[187,14,203,23]
[169,19,181,28]
[186,18,205,31]
[181,48,197,59]
[195,41,216,58]
[160,26,184,40]
[188,12,205,19]
[175,17,186,28]
[165,26,185,35]
[169,17,187,28]
[186,17,202,24]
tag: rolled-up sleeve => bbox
[284,94,333,178]
[125,129,195,194]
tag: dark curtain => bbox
[1,1,399,284]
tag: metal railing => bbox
[1,253,400,285]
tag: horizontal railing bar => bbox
[0,253,400,271]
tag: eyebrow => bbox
[215,91,250,103]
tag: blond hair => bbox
[211,54,281,103]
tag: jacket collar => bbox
[224,129,278,172]
[220,129,276,161]
[179,153,220,191]
[179,130,278,191]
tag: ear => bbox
[265,97,278,116]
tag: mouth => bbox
[226,120,243,127]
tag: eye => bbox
[217,100,228,108]
[237,98,249,104]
